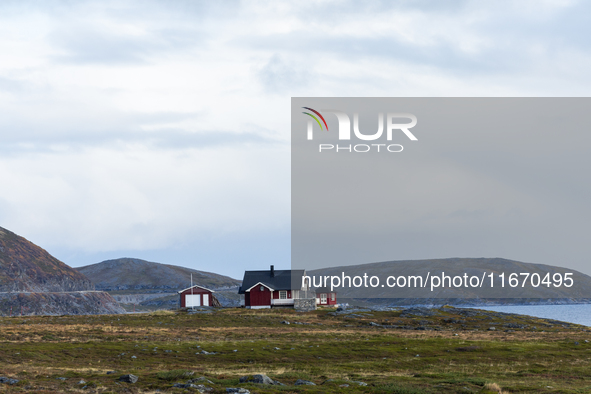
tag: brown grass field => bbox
[0,306,590,393]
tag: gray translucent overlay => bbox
[292,98,591,300]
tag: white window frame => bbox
[279,290,287,300]
[330,293,335,301]
[320,293,327,304]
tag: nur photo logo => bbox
[301,107,418,153]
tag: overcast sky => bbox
[1,0,590,279]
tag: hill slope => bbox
[76,258,241,291]
[0,226,93,292]
[308,257,591,303]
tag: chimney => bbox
[270,265,275,277]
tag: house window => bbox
[330,293,335,301]
[293,290,299,299]
[260,286,265,292]
[320,293,327,304]
[279,291,287,299]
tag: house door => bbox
[202,294,209,306]
[186,294,201,307]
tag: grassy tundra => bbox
[0,306,590,393]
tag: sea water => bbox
[473,304,591,327]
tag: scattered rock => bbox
[281,320,290,324]
[0,377,20,385]
[400,307,438,318]
[351,380,368,386]
[119,374,139,384]
[504,323,526,329]
[173,383,195,389]
[226,389,250,393]
[294,379,316,385]
[239,374,282,385]
[189,377,214,385]
[443,318,465,324]
[575,341,580,346]
[488,327,496,331]
[56,377,66,381]
[174,382,213,392]
[78,380,86,385]
[456,309,480,318]
[340,384,350,387]
[106,371,117,375]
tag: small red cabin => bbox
[314,287,338,306]
[238,265,307,309]
[178,285,215,308]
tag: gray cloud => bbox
[1,0,591,278]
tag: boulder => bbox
[295,379,316,385]
[119,374,138,384]
[239,374,282,385]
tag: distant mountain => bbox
[0,226,93,292]
[76,258,241,291]
[308,258,591,304]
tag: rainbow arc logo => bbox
[301,107,328,131]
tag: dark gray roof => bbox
[238,269,305,294]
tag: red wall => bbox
[272,290,292,299]
[317,292,337,306]
[248,285,272,306]
[180,287,213,307]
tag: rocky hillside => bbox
[308,257,591,304]
[0,226,93,292]
[76,258,241,291]
[0,226,125,315]
[0,291,124,316]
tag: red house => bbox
[314,287,338,306]
[178,285,215,308]
[238,265,308,309]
